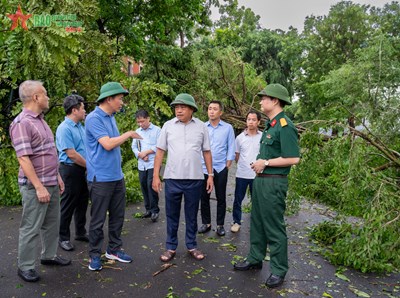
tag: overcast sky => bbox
[235,0,392,31]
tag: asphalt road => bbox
[0,170,399,298]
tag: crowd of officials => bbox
[9,80,299,288]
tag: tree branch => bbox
[349,127,400,168]
[374,162,397,172]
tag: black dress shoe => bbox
[151,213,159,222]
[141,211,151,218]
[265,274,284,288]
[18,268,40,282]
[75,234,89,242]
[59,240,74,251]
[198,224,211,233]
[233,260,263,271]
[216,225,225,236]
[41,256,71,266]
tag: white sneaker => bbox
[231,223,241,233]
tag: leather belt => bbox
[257,173,287,178]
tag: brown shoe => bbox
[188,248,205,260]
[160,250,176,262]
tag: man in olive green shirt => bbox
[233,84,300,289]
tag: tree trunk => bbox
[180,31,185,48]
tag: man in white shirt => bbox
[231,111,262,232]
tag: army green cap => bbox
[258,83,292,105]
[97,82,129,102]
[170,93,198,112]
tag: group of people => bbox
[9,80,299,289]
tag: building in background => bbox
[122,57,143,76]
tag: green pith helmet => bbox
[97,82,129,102]
[170,93,198,112]
[257,83,292,105]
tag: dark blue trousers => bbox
[164,179,203,250]
[232,177,253,225]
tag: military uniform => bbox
[246,111,300,277]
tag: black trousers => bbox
[59,163,89,241]
[88,178,126,258]
[200,167,228,226]
[139,168,159,213]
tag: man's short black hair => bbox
[246,110,261,121]
[63,94,84,115]
[209,100,223,111]
[135,109,150,119]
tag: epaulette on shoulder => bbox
[280,118,288,127]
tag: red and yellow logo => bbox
[6,5,32,31]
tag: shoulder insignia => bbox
[280,118,288,127]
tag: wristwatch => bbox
[264,160,270,167]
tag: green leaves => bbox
[335,272,350,282]
[292,122,400,273]
[219,243,237,252]
[349,286,371,297]
[189,287,209,293]
[0,148,20,205]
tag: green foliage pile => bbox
[311,216,400,273]
[291,134,373,215]
[291,125,400,273]
[0,148,19,205]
